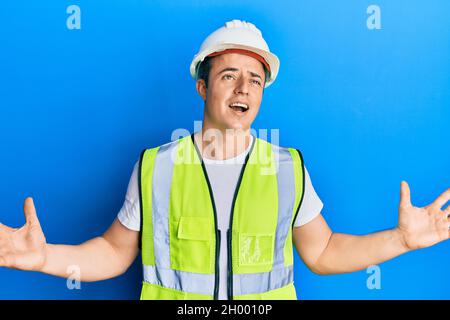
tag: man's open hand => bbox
[397,181,450,250]
[0,198,47,271]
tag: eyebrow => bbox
[217,67,263,80]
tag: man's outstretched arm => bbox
[293,181,450,275]
[0,198,139,282]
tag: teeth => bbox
[230,102,249,110]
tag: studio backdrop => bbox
[0,0,449,299]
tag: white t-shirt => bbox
[118,136,323,299]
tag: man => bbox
[0,20,449,300]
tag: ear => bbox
[196,79,207,101]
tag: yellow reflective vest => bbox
[138,134,304,300]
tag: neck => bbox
[194,126,251,160]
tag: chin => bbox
[227,123,249,132]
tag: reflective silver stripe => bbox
[143,265,215,296]
[233,265,294,296]
[273,146,296,268]
[152,141,178,269]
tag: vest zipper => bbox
[191,134,220,300]
[191,133,255,300]
[227,137,256,300]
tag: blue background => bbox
[0,0,449,299]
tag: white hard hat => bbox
[190,19,280,88]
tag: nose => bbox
[234,76,249,95]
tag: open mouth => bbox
[229,102,249,113]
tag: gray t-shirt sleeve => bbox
[293,166,323,227]
[117,160,141,232]
[117,161,323,231]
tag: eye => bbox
[223,74,235,80]
[252,79,262,86]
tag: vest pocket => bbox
[177,216,212,241]
[171,216,213,273]
[238,233,274,266]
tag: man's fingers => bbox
[431,188,450,210]
[0,255,12,268]
[448,223,450,240]
[23,197,40,227]
[0,223,16,233]
[400,181,412,208]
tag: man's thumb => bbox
[24,197,40,226]
[400,181,412,208]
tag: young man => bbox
[0,20,449,300]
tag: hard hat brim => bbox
[190,43,280,88]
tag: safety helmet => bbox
[190,19,280,88]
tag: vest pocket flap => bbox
[177,216,212,241]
